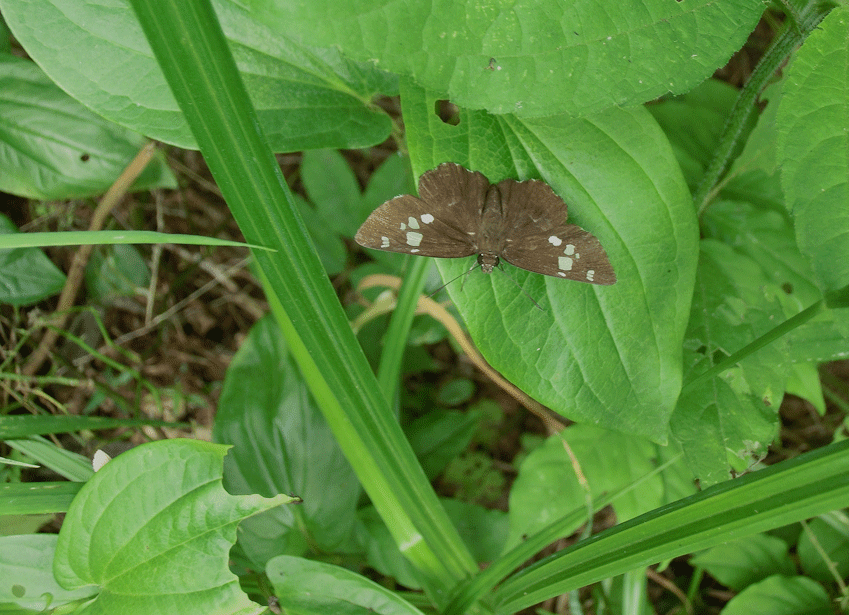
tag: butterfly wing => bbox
[497,178,616,285]
[355,163,489,258]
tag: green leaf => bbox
[488,440,849,614]
[294,193,348,276]
[672,241,786,484]
[0,482,82,515]
[213,315,361,568]
[0,213,65,306]
[0,414,175,439]
[648,79,750,191]
[358,505,425,589]
[721,575,831,615]
[777,7,849,303]
[406,409,480,480]
[1,0,393,152]
[358,499,508,589]
[301,149,366,238]
[0,54,175,199]
[785,363,826,416]
[437,379,475,406]
[85,244,151,302]
[53,439,292,615]
[797,514,849,582]
[400,84,698,443]
[690,534,795,591]
[274,0,762,118]
[506,425,694,549]
[702,199,821,313]
[0,534,97,611]
[267,555,426,615]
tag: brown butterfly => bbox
[355,162,615,285]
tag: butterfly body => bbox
[355,163,616,285]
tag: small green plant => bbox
[1,0,849,614]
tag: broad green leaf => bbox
[671,241,786,484]
[213,315,361,569]
[506,425,694,549]
[785,363,826,416]
[363,155,417,224]
[267,555,426,615]
[301,149,365,238]
[777,7,849,303]
[648,79,750,191]
[690,534,795,591]
[436,379,475,406]
[85,244,151,302]
[721,575,831,615]
[293,193,347,276]
[405,409,480,480]
[1,0,394,152]
[399,84,697,442]
[0,54,174,199]
[702,200,821,312]
[0,213,65,306]
[797,514,849,582]
[272,0,762,118]
[54,439,292,615]
[0,534,97,611]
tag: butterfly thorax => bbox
[477,185,508,273]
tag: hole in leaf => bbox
[434,99,460,125]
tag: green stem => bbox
[692,2,831,215]
[376,257,431,402]
[683,300,826,394]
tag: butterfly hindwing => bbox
[497,178,616,284]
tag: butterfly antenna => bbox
[496,265,545,311]
[426,262,479,299]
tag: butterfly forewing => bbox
[497,178,616,285]
[355,163,489,259]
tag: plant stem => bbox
[683,300,826,394]
[692,2,831,216]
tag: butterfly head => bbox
[477,253,499,273]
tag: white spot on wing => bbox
[406,231,423,247]
[408,216,420,229]
[92,450,112,472]
[411,249,420,253]
[381,236,390,248]
[421,214,434,224]
[400,223,406,230]
[559,256,573,271]
[564,244,575,255]
[548,236,562,247]
[586,270,595,281]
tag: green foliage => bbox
[0,54,175,199]
[693,523,846,615]
[0,214,65,306]
[2,0,849,614]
